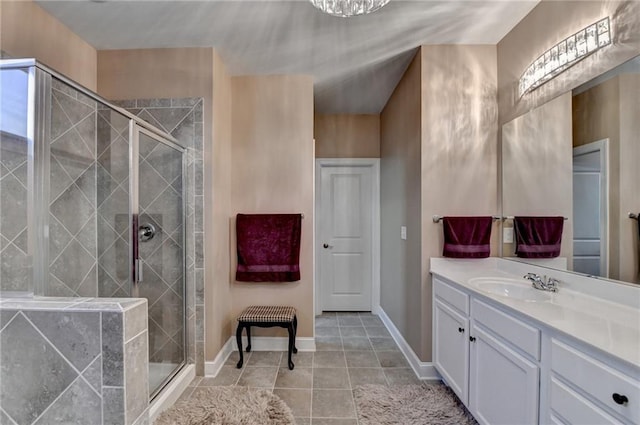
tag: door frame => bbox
[572,139,609,277]
[314,158,380,315]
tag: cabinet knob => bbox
[612,393,628,405]
[458,327,464,333]
[469,336,476,342]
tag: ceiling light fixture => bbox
[309,0,390,17]
[519,17,611,97]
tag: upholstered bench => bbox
[236,306,298,370]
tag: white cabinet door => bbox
[434,298,469,404]
[469,324,539,425]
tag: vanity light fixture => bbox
[519,17,611,97]
[309,0,390,17]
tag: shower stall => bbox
[0,59,189,400]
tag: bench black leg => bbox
[293,315,298,353]
[287,323,295,370]
[236,323,244,369]
[246,326,252,352]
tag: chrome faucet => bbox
[523,273,559,292]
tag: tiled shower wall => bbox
[117,98,205,375]
[48,78,99,297]
[0,298,149,425]
[0,131,30,293]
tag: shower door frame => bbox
[130,122,188,400]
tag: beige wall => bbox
[230,75,315,338]
[98,48,214,102]
[502,93,574,264]
[497,0,640,126]
[315,114,380,158]
[380,51,423,358]
[206,51,233,359]
[0,0,97,90]
[420,45,499,360]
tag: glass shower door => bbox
[132,125,186,398]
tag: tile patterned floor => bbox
[179,312,421,424]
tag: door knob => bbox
[612,393,629,405]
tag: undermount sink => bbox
[469,277,552,302]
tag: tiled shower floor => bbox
[179,312,421,424]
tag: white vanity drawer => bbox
[471,298,540,360]
[550,377,624,425]
[551,339,640,424]
[433,277,469,314]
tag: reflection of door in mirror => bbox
[572,61,640,283]
[572,140,608,278]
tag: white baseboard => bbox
[204,337,235,377]
[204,337,316,377]
[148,364,195,422]
[377,308,441,381]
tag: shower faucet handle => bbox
[139,223,156,242]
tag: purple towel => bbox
[442,216,493,258]
[236,213,302,282]
[514,216,564,258]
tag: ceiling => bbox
[36,0,539,113]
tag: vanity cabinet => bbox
[433,277,540,425]
[434,298,469,403]
[547,338,639,425]
[433,273,640,425]
[469,300,540,425]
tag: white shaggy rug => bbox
[354,384,478,425]
[154,387,295,425]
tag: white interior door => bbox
[317,161,376,311]
[573,140,608,277]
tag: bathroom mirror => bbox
[502,54,640,286]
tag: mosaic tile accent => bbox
[0,299,149,425]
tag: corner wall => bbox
[0,0,97,90]
[420,45,499,360]
[206,51,233,360]
[230,75,315,339]
[379,52,423,359]
[97,47,215,373]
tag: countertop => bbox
[430,258,640,368]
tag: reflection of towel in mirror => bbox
[236,213,302,282]
[514,216,564,258]
[442,216,492,258]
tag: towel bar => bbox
[432,215,501,223]
[501,216,568,221]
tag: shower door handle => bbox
[135,259,144,283]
